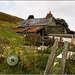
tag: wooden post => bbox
[74,34,75,39]
[60,36,62,41]
[52,36,55,44]
[53,36,54,41]
[44,40,58,74]
[60,41,69,74]
[26,28,28,36]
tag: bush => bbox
[65,59,75,74]
[28,15,34,19]
[43,47,51,54]
[35,41,42,46]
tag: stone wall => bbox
[44,25,67,35]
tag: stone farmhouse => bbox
[12,11,67,36]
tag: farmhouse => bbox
[12,11,67,36]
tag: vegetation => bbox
[0,12,74,74]
[28,15,34,19]
[55,18,68,29]
[0,12,50,74]
[65,58,75,74]
[54,18,75,34]
[0,12,23,24]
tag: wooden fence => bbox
[44,40,69,75]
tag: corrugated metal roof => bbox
[27,27,43,32]
[12,27,43,33]
[12,28,29,32]
[17,17,56,28]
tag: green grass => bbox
[0,12,51,74]
[51,44,75,74]
[0,12,75,74]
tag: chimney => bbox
[46,11,53,19]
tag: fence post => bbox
[60,41,69,74]
[44,40,58,74]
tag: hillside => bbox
[0,12,25,46]
[0,12,49,74]
[0,12,23,24]
[0,12,74,74]
[0,12,33,50]
[0,12,34,60]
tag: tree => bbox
[54,18,68,29]
[67,29,74,34]
[54,18,74,34]
[28,15,34,19]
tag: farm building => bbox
[12,11,67,36]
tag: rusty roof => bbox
[12,27,43,33]
[27,27,43,32]
[12,28,29,32]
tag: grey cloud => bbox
[5,1,75,31]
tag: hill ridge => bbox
[0,12,24,24]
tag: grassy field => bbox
[0,12,75,74]
[0,12,50,74]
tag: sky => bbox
[0,1,75,31]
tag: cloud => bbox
[0,1,75,31]
[0,1,10,6]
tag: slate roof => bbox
[17,17,56,28]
